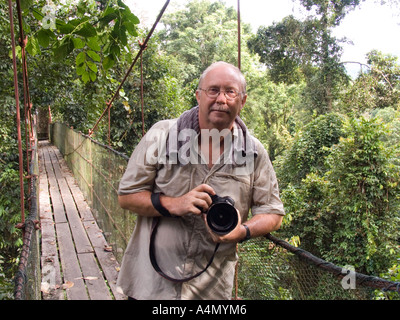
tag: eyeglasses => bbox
[198,87,244,100]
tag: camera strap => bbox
[149,217,220,283]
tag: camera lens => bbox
[207,202,238,235]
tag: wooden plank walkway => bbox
[38,141,125,300]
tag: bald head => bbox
[198,61,247,94]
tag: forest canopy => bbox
[1,0,399,299]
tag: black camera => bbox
[206,194,238,235]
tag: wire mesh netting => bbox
[236,237,388,300]
[50,123,400,300]
[51,122,136,262]
[14,128,41,300]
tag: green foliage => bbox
[0,1,27,298]
[249,0,355,114]
[2,0,400,299]
[237,240,294,300]
[275,113,345,187]
[324,116,400,273]
[247,15,314,85]
[159,0,252,85]
[106,34,189,154]
[243,80,303,161]
[27,0,140,83]
[342,51,400,113]
[299,0,362,26]
[281,115,400,275]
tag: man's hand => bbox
[203,208,244,243]
[161,184,216,217]
[118,184,215,217]
[204,212,284,244]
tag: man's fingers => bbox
[194,184,215,196]
[193,197,210,214]
[170,185,215,216]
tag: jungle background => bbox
[1,0,399,299]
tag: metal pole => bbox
[237,0,241,70]
[8,0,25,227]
[140,48,145,137]
[89,0,170,136]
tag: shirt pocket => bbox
[207,172,252,220]
[155,163,192,197]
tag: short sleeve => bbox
[251,142,285,216]
[118,120,173,196]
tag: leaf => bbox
[74,22,97,38]
[130,14,140,25]
[110,43,120,57]
[32,8,44,21]
[53,37,74,61]
[89,71,97,81]
[75,51,86,66]
[102,55,115,70]
[118,25,128,46]
[99,11,118,28]
[41,282,50,294]
[72,37,85,49]
[20,0,33,11]
[37,29,50,48]
[81,71,90,83]
[74,276,98,281]
[86,60,98,73]
[87,50,101,62]
[87,37,101,51]
[57,20,74,34]
[69,17,89,27]
[124,22,138,37]
[76,65,86,76]
[26,37,41,56]
[61,281,74,289]
[124,11,140,25]
[104,245,113,252]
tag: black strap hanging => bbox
[149,217,220,283]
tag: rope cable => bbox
[89,0,171,137]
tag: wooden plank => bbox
[47,147,93,254]
[38,143,64,300]
[56,222,88,300]
[41,220,64,300]
[77,252,112,300]
[39,144,53,221]
[83,219,125,300]
[53,145,125,300]
[39,141,125,300]
[42,145,67,224]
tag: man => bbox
[117,61,285,300]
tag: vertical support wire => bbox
[234,0,241,300]
[16,0,34,174]
[89,0,170,136]
[8,0,25,229]
[140,44,145,137]
[237,0,241,70]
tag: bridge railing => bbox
[14,124,41,300]
[50,122,400,300]
[50,122,135,263]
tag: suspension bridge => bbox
[8,0,400,300]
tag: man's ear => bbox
[195,90,201,105]
[240,94,247,110]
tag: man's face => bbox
[196,65,247,131]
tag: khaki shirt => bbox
[117,119,285,300]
